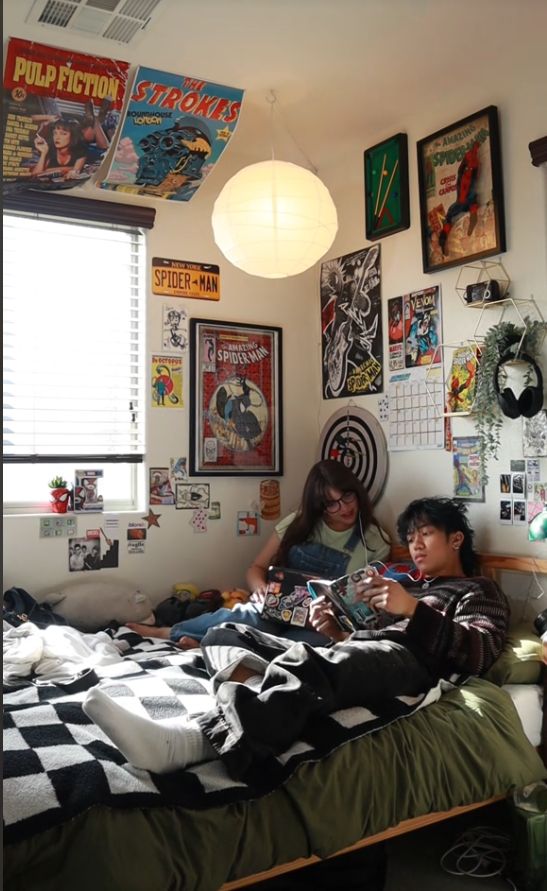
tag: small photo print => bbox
[170,457,187,481]
[208,501,221,520]
[499,500,512,524]
[176,483,210,510]
[512,473,525,496]
[499,474,511,494]
[69,537,101,572]
[127,525,147,541]
[513,500,527,524]
[149,467,175,505]
[510,460,525,473]
[237,511,259,536]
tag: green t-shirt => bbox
[275,512,390,573]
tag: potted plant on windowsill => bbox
[473,317,546,483]
[48,476,72,514]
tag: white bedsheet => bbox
[3,621,124,685]
[504,683,543,747]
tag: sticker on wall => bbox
[191,508,208,534]
[100,67,244,202]
[175,483,210,510]
[318,406,388,505]
[209,501,221,520]
[259,479,280,520]
[151,354,183,408]
[162,304,188,353]
[40,516,77,538]
[149,467,175,505]
[69,537,100,572]
[153,258,220,301]
[99,527,119,569]
[237,511,259,536]
[127,523,146,554]
[142,509,161,528]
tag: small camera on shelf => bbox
[464,279,502,304]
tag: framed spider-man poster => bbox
[189,319,283,476]
[320,244,383,399]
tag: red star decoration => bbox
[142,509,161,528]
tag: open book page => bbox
[307,568,376,632]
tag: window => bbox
[3,208,147,513]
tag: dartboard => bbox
[318,406,388,504]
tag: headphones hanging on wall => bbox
[493,349,544,419]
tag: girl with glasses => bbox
[127,460,390,648]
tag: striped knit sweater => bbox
[353,576,510,678]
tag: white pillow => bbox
[42,579,154,632]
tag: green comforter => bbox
[5,679,546,891]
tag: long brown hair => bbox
[275,459,387,564]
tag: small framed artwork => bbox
[189,319,283,476]
[417,105,506,273]
[364,133,410,241]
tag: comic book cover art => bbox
[100,67,243,201]
[403,286,442,368]
[3,38,129,196]
[452,437,484,502]
[151,355,183,408]
[446,345,478,414]
[387,295,404,371]
[320,244,383,399]
[192,321,281,474]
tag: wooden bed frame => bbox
[221,552,547,891]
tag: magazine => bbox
[307,568,377,632]
[446,345,478,414]
[262,566,316,627]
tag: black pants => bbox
[198,624,436,780]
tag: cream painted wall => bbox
[3,42,547,602]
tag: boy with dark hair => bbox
[84,497,509,780]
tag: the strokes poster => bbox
[3,37,129,195]
[100,66,244,201]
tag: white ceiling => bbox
[3,0,547,173]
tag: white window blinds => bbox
[3,212,145,463]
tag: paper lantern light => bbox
[212,159,338,279]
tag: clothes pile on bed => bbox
[3,624,443,845]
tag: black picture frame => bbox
[417,105,506,273]
[189,318,283,476]
[364,133,410,241]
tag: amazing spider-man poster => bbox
[320,244,383,399]
[189,320,283,476]
[101,66,243,201]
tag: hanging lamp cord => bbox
[266,89,319,173]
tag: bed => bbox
[3,553,547,891]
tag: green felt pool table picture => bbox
[364,133,410,241]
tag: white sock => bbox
[83,686,215,773]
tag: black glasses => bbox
[324,491,357,515]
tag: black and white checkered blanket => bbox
[3,628,442,845]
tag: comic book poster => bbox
[3,37,129,196]
[445,344,478,414]
[151,354,183,408]
[387,295,404,371]
[403,286,442,368]
[190,320,282,475]
[101,66,243,201]
[452,436,485,502]
[320,244,383,398]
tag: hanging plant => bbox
[473,317,546,483]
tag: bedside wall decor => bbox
[417,106,506,273]
[364,133,410,241]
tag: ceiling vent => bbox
[25,0,168,46]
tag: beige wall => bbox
[2,16,547,602]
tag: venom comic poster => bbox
[320,244,383,399]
